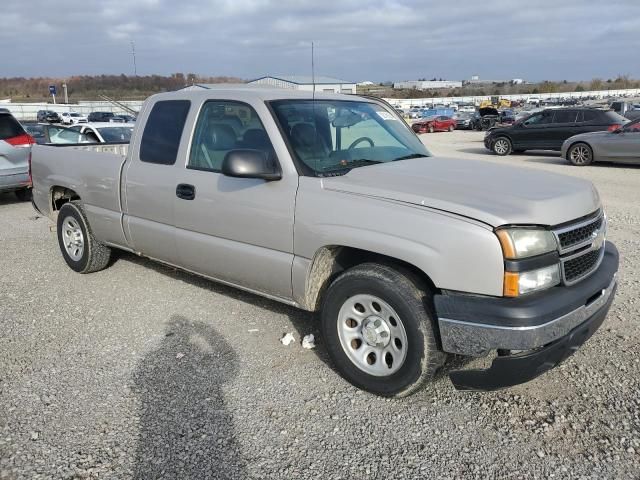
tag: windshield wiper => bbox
[319,159,383,176]
[392,153,427,161]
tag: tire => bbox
[428,125,434,133]
[492,136,512,156]
[448,125,454,132]
[320,263,445,397]
[567,142,593,166]
[57,201,112,273]
[14,188,32,201]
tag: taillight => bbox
[5,133,35,147]
[607,124,621,132]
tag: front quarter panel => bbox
[294,177,505,298]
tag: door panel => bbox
[599,130,640,162]
[172,99,297,300]
[174,171,296,299]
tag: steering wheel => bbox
[348,137,375,149]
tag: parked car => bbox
[61,112,88,125]
[68,123,134,143]
[412,115,456,133]
[113,114,136,123]
[454,112,474,130]
[470,107,500,130]
[561,117,640,166]
[609,100,640,121]
[0,111,35,200]
[31,89,618,396]
[87,111,115,123]
[36,110,61,123]
[484,108,629,156]
[498,109,517,124]
[407,108,423,119]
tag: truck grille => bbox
[562,247,603,283]
[554,210,606,285]
[557,216,602,250]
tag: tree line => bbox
[0,73,243,102]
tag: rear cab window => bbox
[140,100,191,165]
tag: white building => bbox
[393,80,462,90]
[246,75,356,94]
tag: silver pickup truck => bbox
[31,88,619,396]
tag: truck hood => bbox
[321,157,600,227]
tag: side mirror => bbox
[222,149,281,181]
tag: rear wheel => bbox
[321,263,445,397]
[492,137,512,156]
[448,125,454,132]
[57,201,112,273]
[567,142,593,166]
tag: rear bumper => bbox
[0,172,30,192]
[434,242,619,390]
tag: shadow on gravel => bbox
[132,315,247,480]
[119,252,333,371]
[0,192,28,207]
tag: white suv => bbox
[61,112,88,125]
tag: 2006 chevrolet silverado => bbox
[31,88,619,397]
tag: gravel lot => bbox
[1,131,639,479]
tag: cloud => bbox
[1,0,639,81]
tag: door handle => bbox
[176,183,196,200]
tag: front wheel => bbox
[321,263,445,397]
[567,142,593,166]
[492,137,512,156]
[57,201,112,273]
[428,125,434,133]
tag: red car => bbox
[412,115,456,133]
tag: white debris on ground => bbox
[302,334,316,349]
[175,352,185,359]
[248,328,259,333]
[280,332,295,346]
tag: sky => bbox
[2,0,639,82]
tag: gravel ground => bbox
[1,131,639,479]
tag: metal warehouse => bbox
[247,75,356,93]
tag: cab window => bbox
[188,101,275,172]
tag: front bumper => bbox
[434,242,619,390]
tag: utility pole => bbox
[62,83,68,104]
[130,40,137,76]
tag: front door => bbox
[172,100,297,300]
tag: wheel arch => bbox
[298,245,438,312]
[50,185,81,215]
[565,140,593,161]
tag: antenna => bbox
[311,41,316,100]
[130,40,137,76]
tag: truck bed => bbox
[31,143,128,234]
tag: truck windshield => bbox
[270,99,430,176]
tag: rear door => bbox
[122,99,191,264]
[547,110,579,149]
[172,99,297,299]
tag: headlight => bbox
[503,264,561,296]
[496,228,557,259]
